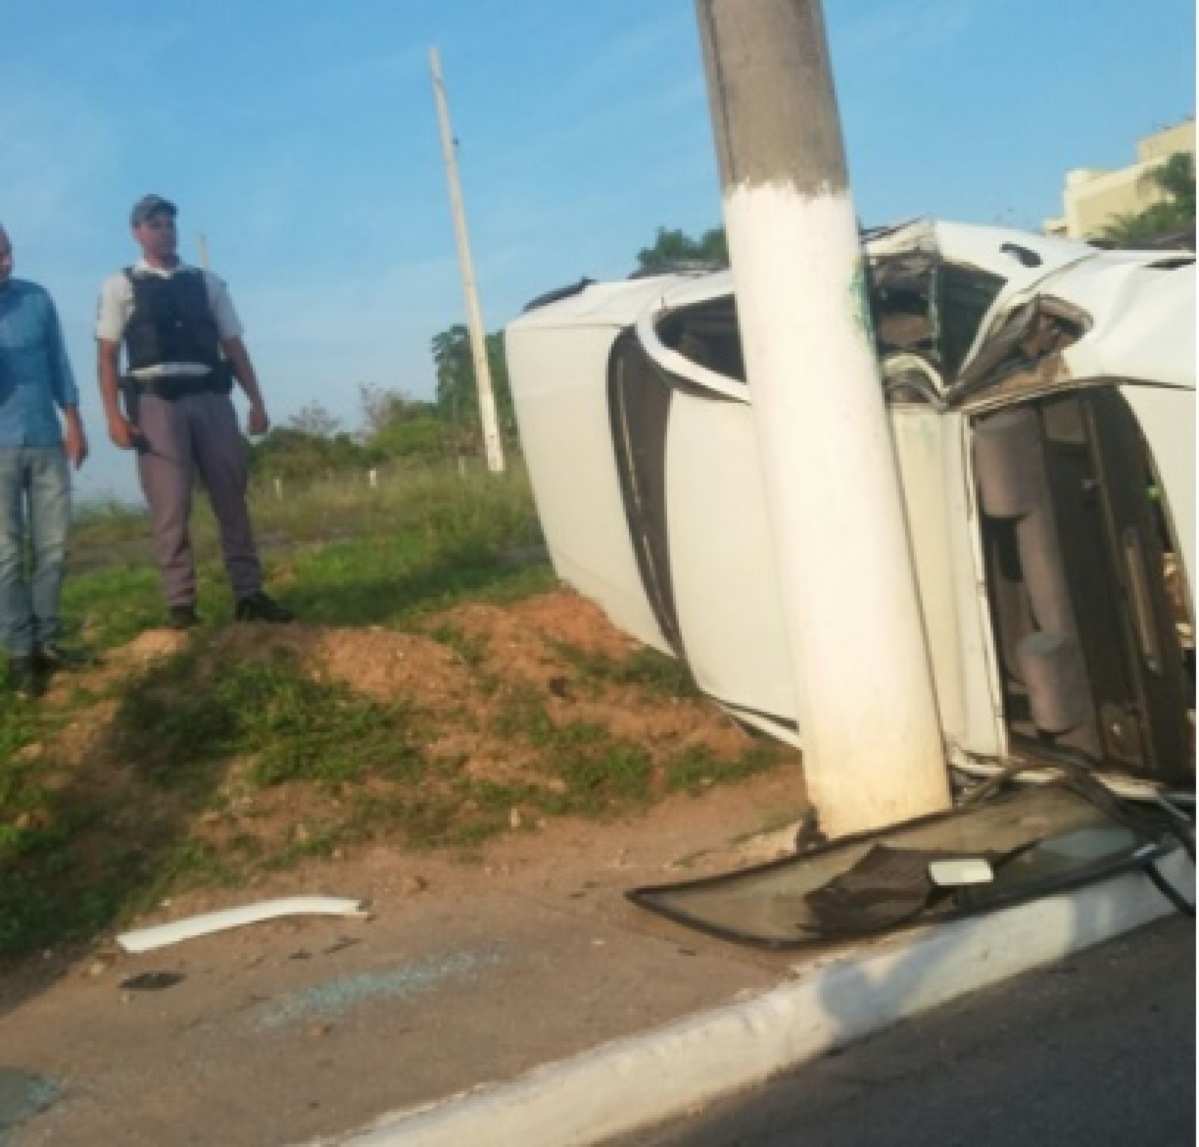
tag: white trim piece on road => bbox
[116,896,368,954]
[316,851,1193,1147]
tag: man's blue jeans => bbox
[0,446,70,658]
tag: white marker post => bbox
[695,0,950,836]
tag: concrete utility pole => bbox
[429,45,506,474]
[197,233,210,270]
[695,0,950,837]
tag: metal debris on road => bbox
[118,971,186,992]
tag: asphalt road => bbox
[614,916,1195,1147]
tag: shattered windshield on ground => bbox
[629,778,1189,948]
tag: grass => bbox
[491,683,655,812]
[551,641,701,698]
[64,462,551,648]
[70,459,543,572]
[427,622,489,671]
[663,744,781,794]
[0,642,429,954]
[0,459,796,958]
[0,690,40,764]
[1,629,787,956]
[1,642,666,952]
[110,646,421,789]
[6,464,552,955]
[484,679,782,818]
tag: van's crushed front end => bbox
[506,221,1194,805]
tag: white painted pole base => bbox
[723,185,949,836]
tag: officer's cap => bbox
[130,194,178,227]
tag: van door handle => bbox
[1122,527,1163,676]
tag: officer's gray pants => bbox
[134,391,261,607]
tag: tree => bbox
[359,383,400,440]
[247,399,374,480]
[247,425,376,480]
[1099,151,1195,248]
[430,324,516,451]
[358,384,438,435]
[431,324,473,428]
[287,401,341,439]
[634,226,728,274]
[356,383,449,464]
[1149,151,1196,219]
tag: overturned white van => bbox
[505,220,1195,799]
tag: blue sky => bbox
[3,0,1193,501]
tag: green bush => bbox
[370,415,451,462]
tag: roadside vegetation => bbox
[1099,151,1196,248]
[1,234,805,958]
[66,461,551,647]
[2,390,794,957]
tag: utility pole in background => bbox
[695,0,950,837]
[197,233,210,271]
[429,45,506,474]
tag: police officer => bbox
[96,194,292,628]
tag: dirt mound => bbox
[38,630,194,766]
[244,589,748,789]
[433,600,574,692]
[12,586,796,957]
[43,628,190,704]
[58,587,753,781]
[413,590,754,785]
[124,628,192,662]
[505,592,640,659]
[211,624,473,711]
[433,591,638,685]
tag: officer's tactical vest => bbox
[123,268,221,372]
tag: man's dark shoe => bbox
[235,591,294,624]
[168,604,200,630]
[7,657,37,700]
[34,643,93,672]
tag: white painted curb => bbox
[316,852,1193,1147]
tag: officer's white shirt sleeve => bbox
[95,273,133,342]
[203,271,244,341]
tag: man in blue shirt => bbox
[0,224,88,697]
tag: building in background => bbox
[1044,119,1194,240]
